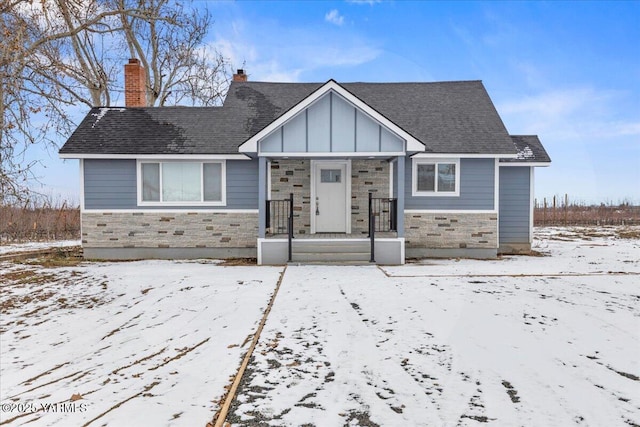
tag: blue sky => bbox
[32,0,639,204]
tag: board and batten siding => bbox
[260,91,404,154]
[499,166,531,243]
[83,159,258,210]
[404,158,495,210]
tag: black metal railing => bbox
[266,198,288,235]
[368,194,398,233]
[368,193,398,262]
[266,193,294,262]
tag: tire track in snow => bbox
[81,381,160,427]
[230,266,448,426]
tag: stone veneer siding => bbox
[269,159,390,235]
[270,160,311,235]
[405,212,498,249]
[350,159,390,235]
[82,212,258,248]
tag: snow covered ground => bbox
[0,240,80,255]
[228,227,639,426]
[1,227,638,426]
[0,260,282,426]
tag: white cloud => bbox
[216,37,255,68]
[325,9,345,26]
[498,87,640,140]
[450,22,474,47]
[498,87,640,203]
[501,89,592,117]
[306,44,379,68]
[252,59,305,83]
[511,61,545,89]
[209,18,381,82]
[215,36,301,82]
[347,0,382,4]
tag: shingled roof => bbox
[502,135,551,163]
[59,80,521,156]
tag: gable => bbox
[259,90,405,154]
[238,80,424,156]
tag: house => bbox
[59,61,550,265]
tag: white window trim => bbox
[137,160,227,207]
[389,160,394,198]
[79,159,85,212]
[529,167,535,244]
[412,158,460,197]
[267,160,272,199]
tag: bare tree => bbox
[116,0,230,106]
[1,0,231,205]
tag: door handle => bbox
[316,197,320,215]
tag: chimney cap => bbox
[128,58,140,64]
[233,69,248,82]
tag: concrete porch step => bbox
[291,251,371,262]
[290,239,371,263]
[292,240,370,253]
[259,237,402,265]
[288,260,373,265]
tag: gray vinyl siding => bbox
[499,166,531,243]
[226,159,259,209]
[83,158,258,210]
[84,159,137,209]
[404,158,495,210]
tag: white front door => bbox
[313,161,349,233]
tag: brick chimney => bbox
[124,58,147,107]
[233,69,248,82]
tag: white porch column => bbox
[258,156,267,238]
[396,155,405,237]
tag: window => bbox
[139,161,225,205]
[412,158,459,196]
[320,169,341,183]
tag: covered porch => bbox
[256,156,405,265]
[236,81,423,265]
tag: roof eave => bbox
[499,161,552,167]
[59,153,252,160]
[412,152,518,159]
